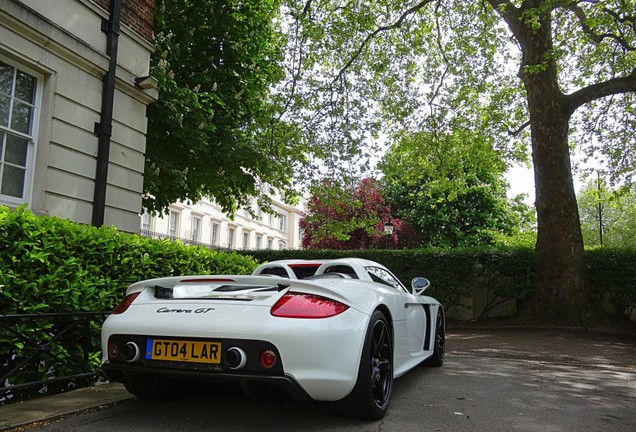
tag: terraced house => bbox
[0,0,157,232]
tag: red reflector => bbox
[108,342,120,359]
[260,350,278,369]
[271,293,348,318]
[112,292,140,314]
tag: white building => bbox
[141,196,306,250]
[1,0,157,232]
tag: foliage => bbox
[278,0,636,323]
[578,180,636,249]
[0,206,259,402]
[144,0,304,214]
[379,128,533,247]
[245,246,635,321]
[587,247,636,319]
[299,178,419,249]
[244,247,536,319]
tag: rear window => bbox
[259,267,290,278]
[290,265,321,279]
[322,265,359,279]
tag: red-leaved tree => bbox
[300,178,418,249]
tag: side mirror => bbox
[411,277,430,295]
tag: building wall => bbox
[0,0,156,232]
[143,196,306,250]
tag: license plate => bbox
[146,339,221,364]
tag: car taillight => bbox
[112,292,140,314]
[271,293,348,318]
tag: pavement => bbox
[1,326,635,431]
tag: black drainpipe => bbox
[92,0,121,226]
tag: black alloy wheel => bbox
[335,310,394,420]
[369,317,393,408]
[424,309,445,367]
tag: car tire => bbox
[335,310,393,420]
[423,308,445,367]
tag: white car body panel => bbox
[101,259,443,402]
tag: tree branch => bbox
[564,2,635,51]
[331,0,436,86]
[508,120,531,137]
[566,68,636,113]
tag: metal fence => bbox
[139,229,230,250]
[0,311,110,404]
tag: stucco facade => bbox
[142,196,306,250]
[0,0,156,232]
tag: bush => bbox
[0,206,259,402]
[586,247,636,319]
[244,246,635,321]
[243,247,536,319]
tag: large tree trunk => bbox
[515,5,601,326]
[527,96,599,325]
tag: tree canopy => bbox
[379,127,533,247]
[578,179,636,249]
[142,0,635,324]
[278,0,635,324]
[143,0,305,214]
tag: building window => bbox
[278,214,287,231]
[169,210,180,239]
[141,213,151,231]
[0,59,39,206]
[256,235,262,250]
[210,222,219,246]
[228,227,235,249]
[278,241,286,250]
[267,238,273,249]
[191,216,201,242]
[243,232,249,249]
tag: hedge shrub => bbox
[2,205,634,402]
[243,248,536,319]
[244,246,635,321]
[586,247,636,319]
[0,206,259,401]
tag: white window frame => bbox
[0,56,42,207]
[169,210,180,239]
[278,213,287,231]
[140,212,152,231]
[242,231,250,249]
[190,215,201,242]
[210,222,219,246]
[227,227,236,249]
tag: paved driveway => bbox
[19,328,636,432]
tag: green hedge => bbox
[0,206,259,401]
[2,205,634,402]
[586,248,636,319]
[244,247,636,321]
[243,248,536,319]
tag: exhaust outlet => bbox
[121,342,140,362]
[225,347,247,370]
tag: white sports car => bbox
[101,258,445,419]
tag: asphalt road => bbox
[22,333,636,432]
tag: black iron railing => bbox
[140,229,228,250]
[0,311,110,404]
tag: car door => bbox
[365,266,427,354]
